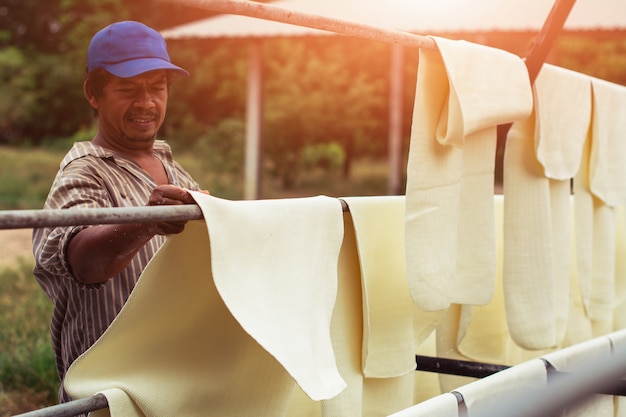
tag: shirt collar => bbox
[61,140,173,169]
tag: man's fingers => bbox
[149,185,195,205]
[151,196,184,206]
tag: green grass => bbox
[0,147,66,210]
[0,260,58,416]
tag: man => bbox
[32,21,205,403]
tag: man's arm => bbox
[67,184,197,284]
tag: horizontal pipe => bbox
[416,354,626,397]
[163,0,437,50]
[12,393,108,417]
[0,205,204,230]
[0,200,351,230]
[416,354,508,379]
[480,346,626,417]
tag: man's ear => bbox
[83,80,99,110]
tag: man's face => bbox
[92,70,169,151]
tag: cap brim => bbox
[103,58,189,78]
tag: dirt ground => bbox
[0,229,35,268]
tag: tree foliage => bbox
[553,33,626,86]
[0,0,131,144]
[261,37,388,186]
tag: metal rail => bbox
[479,346,626,417]
[0,200,351,230]
[162,0,438,50]
[415,355,626,397]
[0,205,204,230]
[416,354,509,379]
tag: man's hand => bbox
[148,184,196,206]
[147,184,197,235]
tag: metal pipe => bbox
[416,354,508,379]
[12,393,108,417]
[0,205,204,230]
[160,0,437,50]
[415,354,626,397]
[0,200,351,230]
[479,346,626,417]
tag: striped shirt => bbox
[32,140,201,402]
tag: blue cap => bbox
[87,21,189,77]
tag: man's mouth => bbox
[127,113,158,127]
[128,112,158,121]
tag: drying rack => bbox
[4,0,626,416]
[10,352,626,417]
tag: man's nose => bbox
[133,86,155,107]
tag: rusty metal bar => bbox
[160,0,437,50]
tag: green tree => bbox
[162,38,249,150]
[262,37,387,187]
[554,34,626,86]
[0,0,133,144]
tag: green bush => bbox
[301,142,346,172]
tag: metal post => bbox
[497,0,577,142]
[244,40,264,200]
[387,43,404,196]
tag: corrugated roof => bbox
[161,0,626,40]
